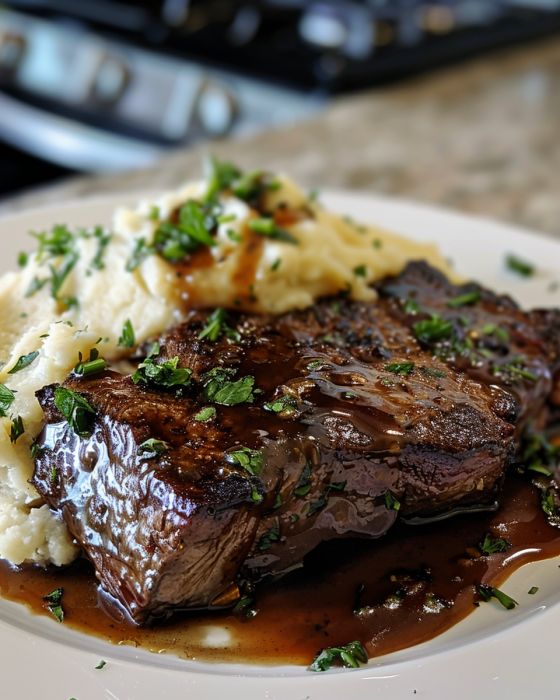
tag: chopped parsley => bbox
[233,595,257,619]
[294,461,312,498]
[17,251,28,268]
[132,356,192,390]
[118,319,135,348]
[148,205,160,222]
[258,522,280,551]
[270,258,281,272]
[126,237,152,272]
[447,290,481,308]
[528,586,539,595]
[43,587,64,623]
[205,157,241,201]
[225,447,264,476]
[54,387,96,437]
[263,393,298,417]
[494,358,538,383]
[506,254,535,277]
[9,416,24,443]
[353,265,367,278]
[481,323,510,343]
[384,490,401,512]
[0,384,16,417]
[413,315,453,344]
[137,438,169,458]
[95,660,107,670]
[248,217,298,244]
[201,367,257,406]
[384,361,414,376]
[227,228,242,243]
[198,308,239,342]
[309,640,368,672]
[477,584,517,610]
[194,406,216,422]
[479,533,510,555]
[74,348,107,378]
[8,350,39,374]
[89,227,112,271]
[403,298,421,315]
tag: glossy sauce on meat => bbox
[1,475,559,666]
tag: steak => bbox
[32,262,560,624]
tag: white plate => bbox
[0,191,559,700]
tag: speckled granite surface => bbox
[2,39,560,239]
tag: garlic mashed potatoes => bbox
[0,162,451,566]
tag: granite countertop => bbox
[2,38,560,239]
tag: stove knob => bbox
[195,81,238,137]
[0,32,26,76]
[89,53,130,105]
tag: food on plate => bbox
[0,162,451,568]
[31,262,560,624]
[0,159,559,669]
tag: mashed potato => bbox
[0,166,452,566]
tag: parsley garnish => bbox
[413,315,453,344]
[481,323,509,343]
[506,254,535,277]
[118,319,135,348]
[89,227,112,270]
[194,406,216,422]
[198,308,239,342]
[126,237,152,272]
[153,200,217,262]
[494,359,538,383]
[0,384,16,417]
[447,290,481,308]
[148,205,160,221]
[95,660,107,670]
[54,387,96,437]
[263,393,298,417]
[248,217,298,244]
[353,265,367,278]
[137,438,169,458]
[258,522,280,551]
[132,356,192,390]
[205,157,241,201]
[479,533,510,555]
[9,416,24,443]
[477,584,517,610]
[17,251,28,267]
[270,258,281,272]
[403,298,420,315]
[225,447,264,476]
[74,348,107,378]
[384,490,401,511]
[384,362,414,376]
[201,367,257,405]
[528,586,539,595]
[43,587,64,622]
[294,461,312,497]
[309,640,368,672]
[8,350,39,374]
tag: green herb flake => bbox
[384,361,414,376]
[294,461,312,498]
[413,315,453,344]
[54,387,96,437]
[43,587,64,622]
[248,217,298,245]
[263,393,298,417]
[198,308,239,343]
[89,227,112,271]
[384,490,401,512]
[481,324,510,343]
[74,349,107,378]
[95,660,107,670]
[226,447,264,476]
[258,522,280,551]
[479,533,510,555]
[8,350,39,374]
[17,251,28,268]
[201,367,257,406]
[353,265,367,278]
[118,319,135,348]
[132,356,192,391]
[205,157,241,201]
[194,406,216,422]
[126,237,152,272]
[372,239,382,249]
[307,494,328,517]
[403,298,420,315]
[137,438,169,458]
[0,384,16,417]
[477,584,517,610]
[528,586,539,595]
[270,258,281,272]
[506,254,535,277]
[447,290,481,308]
[309,640,368,672]
[9,416,24,443]
[148,205,160,222]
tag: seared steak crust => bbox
[32,263,560,623]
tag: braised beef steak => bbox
[32,263,560,624]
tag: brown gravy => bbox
[0,475,559,666]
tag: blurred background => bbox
[2,0,560,199]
